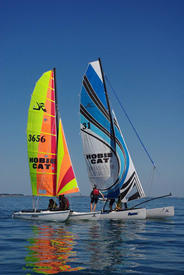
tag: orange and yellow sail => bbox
[27,69,79,197]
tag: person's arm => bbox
[99,191,105,200]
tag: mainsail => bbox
[27,69,79,197]
[80,59,145,201]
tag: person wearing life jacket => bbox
[48,199,57,210]
[58,194,70,210]
[90,185,105,212]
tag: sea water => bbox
[0,196,183,274]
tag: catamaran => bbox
[13,69,79,221]
[69,58,174,221]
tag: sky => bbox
[1,0,184,197]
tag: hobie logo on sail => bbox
[29,157,56,169]
[33,102,47,112]
[86,153,112,164]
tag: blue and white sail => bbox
[80,59,145,201]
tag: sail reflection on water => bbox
[24,224,84,274]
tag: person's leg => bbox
[93,203,97,211]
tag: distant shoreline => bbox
[0,194,24,197]
[0,194,88,197]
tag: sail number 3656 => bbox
[28,135,46,143]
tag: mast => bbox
[53,68,59,146]
[98,58,116,149]
[53,68,58,196]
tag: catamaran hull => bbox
[146,206,174,219]
[69,208,146,221]
[13,210,70,222]
[68,211,101,221]
[100,208,146,220]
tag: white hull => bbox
[146,206,174,219]
[69,211,101,221]
[100,208,146,220]
[13,209,70,222]
[13,206,174,222]
[69,208,146,221]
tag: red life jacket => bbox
[93,188,99,196]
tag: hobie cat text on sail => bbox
[29,157,56,169]
[86,153,112,164]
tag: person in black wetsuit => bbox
[109,198,115,211]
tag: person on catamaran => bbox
[48,199,57,210]
[90,185,105,212]
[109,198,115,211]
[115,197,122,211]
[124,202,128,209]
[58,194,70,210]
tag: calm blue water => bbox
[0,196,183,274]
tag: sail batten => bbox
[27,69,79,197]
[80,59,145,201]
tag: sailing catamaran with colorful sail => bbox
[69,58,174,220]
[13,69,79,221]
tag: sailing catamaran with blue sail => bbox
[69,58,174,220]
[13,69,79,221]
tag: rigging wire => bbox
[105,75,156,169]
[147,166,156,197]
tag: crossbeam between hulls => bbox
[130,193,172,209]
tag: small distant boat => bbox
[13,69,79,222]
[69,58,174,221]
